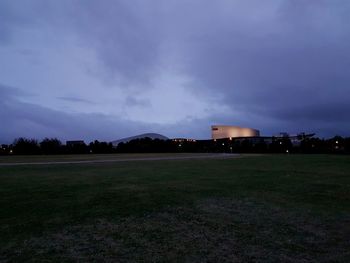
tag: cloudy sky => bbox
[1,0,350,143]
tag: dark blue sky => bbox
[1,0,350,143]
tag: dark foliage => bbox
[12,138,40,155]
[89,140,114,154]
[0,144,10,155]
[4,135,350,155]
[40,138,62,154]
[117,138,177,153]
[64,142,89,154]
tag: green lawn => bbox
[0,153,202,163]
[0,154,349,262]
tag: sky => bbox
[1,0,350,143]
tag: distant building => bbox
[211,125,260,140]
[172,138,196,142]
[275,132,289,138]
[111,133,169,147]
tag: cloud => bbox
[1,0,350,142]
[58,96,95,104]
[0,83,210,143]
[166,0,350,135]
[125,96,151,108]
[0,93,148,143]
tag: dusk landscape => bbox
[0,1,349,262]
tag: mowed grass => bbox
[0,153,204,163]
[0,154,349,262]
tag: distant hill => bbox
[111,133,169,146]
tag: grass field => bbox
[0,153,211,163]
[0,154,349,262]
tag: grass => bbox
[0,154,349,262]
[0,153,203,163]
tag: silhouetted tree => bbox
[269,137,292,153]
[299,137,326,153]
[40,138,62,154]
[65,142,88,154]
[0,144,9,155]
[2,135,350,155]
[12,138,40,155]
[344,137,350,154]
[328,136,345,153]
[89,140,113,153]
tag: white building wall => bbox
[211,125,260,140]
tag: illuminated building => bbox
[211,125,260,140]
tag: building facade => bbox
[211,125,260,140]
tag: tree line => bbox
[0,136,350,155]
[0,138,114,155]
